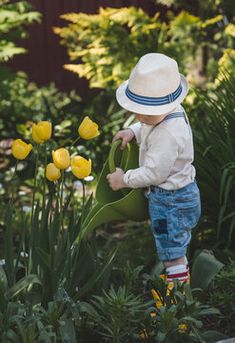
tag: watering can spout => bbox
[78,140,149,240]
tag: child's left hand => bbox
[106,168,127,191]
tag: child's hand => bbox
[113,129,135,150]
[106,168,127,191]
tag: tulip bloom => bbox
[46,163,61,181]
[32,121,52,144]
[52,148,70,170]
[71,155,92,179]
[78,116,100,140]
[12,139,32,160]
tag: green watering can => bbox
[78,139,149,241]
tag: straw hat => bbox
[116,53,188,116]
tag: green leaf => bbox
[157,331,167,342]
[78,301,99,317]
[36,248,51,268]
[76,246,118,299]
[0,41,26,62]
[201,330,228,342]
[5,274,41,299]
[191,251,224,289]
[198,307,220,316]
[59,318,77,343]
[0,265,8,290]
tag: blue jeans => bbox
[145,181,201,261]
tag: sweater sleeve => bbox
[123,127,179,188]
[128,122,141,144]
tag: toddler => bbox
[106,53,201,287]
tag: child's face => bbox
[135,113,167,125]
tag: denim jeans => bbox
[145,181,201,261]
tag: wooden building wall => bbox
[8,0,158,98]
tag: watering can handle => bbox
[108,139,130,173]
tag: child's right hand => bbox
[112,129,135,150]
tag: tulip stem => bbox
[81,180,86,225]
[63,182,73,211]
[30,146,39,225]
[60,170,65,230]
[29,145,39,274]
[41,151,48,233]
[69,136,80,151]
[9,161,18,204]
[54,181,60,223]
[42,152,47,210]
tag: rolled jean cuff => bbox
[157,246,187,261]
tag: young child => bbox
[106,53,201,287]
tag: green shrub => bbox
[193,69,235,250]
[54,7,228,90]
[154,0,235,20]
[0,0,41,62]
[0,69,81,140]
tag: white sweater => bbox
[122,106,196,190]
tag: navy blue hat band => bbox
[125,83,182,106]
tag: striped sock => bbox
[166,264,190,291]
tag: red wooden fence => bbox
[8,0,159,98]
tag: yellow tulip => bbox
[45,163,61,181]
[52,148,70,170]
[32,121,52,144]
[178,323,187,333]
[78,116,100,140]
[11,139,32,160]
[71,155,92,179]
[32,124,44,144]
